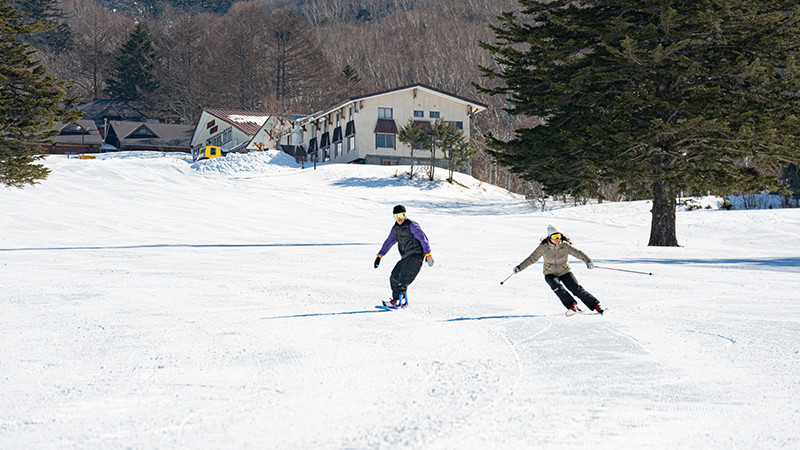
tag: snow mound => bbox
[189,150,300,175]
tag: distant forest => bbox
[15,0,532,189]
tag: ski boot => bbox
[594,304,605,315]
[398,292,408,308]
[382,298,399,309]
[565,304,582,316]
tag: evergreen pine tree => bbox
[478,0,800,246]
[0,0,79,188]
[398,118,427,179]
[782,164,800,201]
[104,23,158,101]
[342,65,361,85]
[10,0,71,54]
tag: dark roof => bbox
[50,120,104,145]
[320,132,330,148]
[108,121,194,150]
[345,120,355,137]
[332,126,342,143]
[76,100,147,122]
[374,119,398,134]
[353,83,489,109]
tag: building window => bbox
[429,111,440,119]
[207,135,221,146]
[221,127,232,144]
[447,121,463,130]
[378,107,393,119]
[335,142,342,158]
[413,110,424,118]
[376,134,395,149]
[347,136,354,153]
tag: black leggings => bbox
[544,272,600,310]
[390,254,424,300]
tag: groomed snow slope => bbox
[1,151,799,449]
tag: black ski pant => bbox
[390,254,424,300]
[544,272,600,310]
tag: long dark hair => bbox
[541,234,571,244]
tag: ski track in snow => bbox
[1,152,799,448]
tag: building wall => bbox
[353,89,472,165]
[192,112,252,151]
[250,115,296,151]
[299,88,475,165]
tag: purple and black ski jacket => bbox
[378,219,431,259]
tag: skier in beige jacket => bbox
[515,225,605,315]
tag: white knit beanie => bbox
[547,224,560,236]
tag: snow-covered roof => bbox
[203,108,269,135]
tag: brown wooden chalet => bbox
[104,121,194,153]
[75,100,148,136]
[39,119,104,154]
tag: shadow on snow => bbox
[444,314,549,322]
[261,309,389,320]
[601,257,800,271]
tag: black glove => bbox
[374,255,381,268]
[513,265,521,273]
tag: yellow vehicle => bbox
[192,145,223,161]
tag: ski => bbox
[565,307,607,316]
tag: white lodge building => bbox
[191,108,270,154]
[249,84,487,166]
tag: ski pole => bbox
[500,273,515,285]
[595,266,653,276]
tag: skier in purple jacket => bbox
[374,205,433,308]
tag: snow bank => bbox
[189,150,301,175]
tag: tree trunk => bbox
[648,180,679,246]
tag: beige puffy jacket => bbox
[518,240,592,276]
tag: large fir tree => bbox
[104,22,158,101]
[10,0,71,54]
[0,0,79,188]
[478,0,800,246]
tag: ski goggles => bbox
[394,212,406,220]
[549,233,562,240]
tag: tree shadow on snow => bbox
[332,176,444,190]
[600,257,800,272]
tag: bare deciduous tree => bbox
[59,0,127,100]
[263,9,333,113]
[209,2,271,111]
[149,6,218,123]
